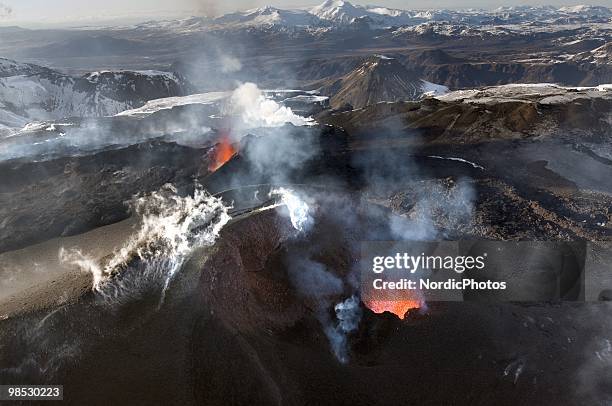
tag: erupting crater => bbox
[199,187,427,334]
[363,299,422,319]
[208,133,238,172]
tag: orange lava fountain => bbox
[364,299,421,320]
[208,134,237,172]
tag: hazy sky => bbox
[1,0,611,26]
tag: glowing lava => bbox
[364,299,421,320]
[209,134,237,172]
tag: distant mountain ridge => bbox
[133,1,612,32]
[319,55,448,109]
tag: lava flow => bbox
[208,133,237,172]
[364,299,421,320]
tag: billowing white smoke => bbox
[289,258,360,363]
[335,295,362,332]
[59,248,105,290]
[220,55,242,73]
[61,184,231,304]
[279,190,362,363]
[270,187,313,232]
[229,83,314,129]
[326,295,362,364]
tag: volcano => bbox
[320,55,447,109]
[1,189,609,405]
[1,3,612,404]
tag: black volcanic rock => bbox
[0,141,212,254]
[202,124,359,194]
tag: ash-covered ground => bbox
[1,2,612,405]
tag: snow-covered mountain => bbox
[0,59,47,78]
[136,1,612,32]
[557,5,612,17]
[310,0,413,26]
[0,59,192,130]
[214,6,325,28]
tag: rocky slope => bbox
[3,83,610,255]
[318,84,612,242]
[0,2,609,91]
[320,84,612,141]
[1,193,611,405]
[319,55,447,109]
[1,80,612,406]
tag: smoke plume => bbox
[326,295,362,363]
[61,184,231,305]
[228,82,314,131]
[220,55,242,73]
[270,188,314,233]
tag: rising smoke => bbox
[220,55,242,73]
[15,21,482,366]
[270,188,314,233]
[228,82,314,131]
[328,295,362,363]
[61,184,231,305]
[288,255,359,363]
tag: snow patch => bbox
[116,92,230,118]
[421,80,449,97]
[427,155,485,170]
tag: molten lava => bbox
[209,134,237,172]
[364,299,421,320]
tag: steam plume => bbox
[61,184,231,305]
[220,55,242,73]
[270,188,313,233]
[327,295,362,363]
[228,83,314,130]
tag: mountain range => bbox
[134,1,612,32]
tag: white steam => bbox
[59,248,105,290]
[270,188,313,232]
[289,258,360,363]
[326,295,362,364]
[220,55,242,73]
[60,184,231,304]
[229,83,314,129]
